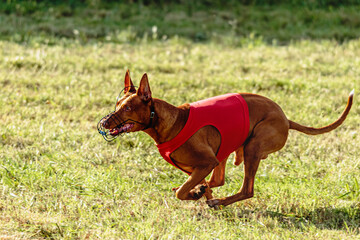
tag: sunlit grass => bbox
[0,38,359,239]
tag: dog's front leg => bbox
[176,162,218,200]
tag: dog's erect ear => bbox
[124,70,136,94]
[137,73,152,102]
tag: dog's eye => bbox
[124,105,131,112]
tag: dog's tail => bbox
[289,90,354,135]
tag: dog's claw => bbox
[191,184,207,200]
[199,185,206,193]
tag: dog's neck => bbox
[143,98,189,144]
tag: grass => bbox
[1,3,360,239]
[1,3,360,44]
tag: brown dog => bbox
[100,70,354,208]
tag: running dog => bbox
[98,70,353,208]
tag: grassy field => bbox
[1,2,360,239]
[2,2,360,44]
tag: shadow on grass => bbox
[231,206,360,232]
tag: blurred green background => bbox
[1,0,360,45]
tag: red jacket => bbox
[157,93,249,175]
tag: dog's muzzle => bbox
[97,108,155,142]
[97,111,129,142]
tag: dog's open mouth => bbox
[97,112,138,141]
[109,123,135,136]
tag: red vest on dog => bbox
[156,93,249,175]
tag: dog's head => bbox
[98,70,154,141]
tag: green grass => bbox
[1,3,360,44]
[1,3,360,239]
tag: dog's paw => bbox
[190,184,207,200]
[206,199,222,209]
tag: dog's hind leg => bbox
[207,145,244,188]
[207,117,288,207]
[207,158,228,188]
[233,146,244,166]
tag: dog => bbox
[98,70,354,208]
